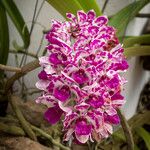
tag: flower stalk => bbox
[117,109,134,150]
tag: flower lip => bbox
[49,53,61,65]
[104,114,120,125]
[111,91,124,100]
[49,52,67,66]
[69,25,81,38]
[44,104,63,124]
[53,85,71,102]
[85,54,95,61]
[72,69,89,84]
[75,118,92,135]
[38,70,48,80]
[86,94,104,108]
[106,76,120,89]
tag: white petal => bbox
[44,65,55,74]
[104,123,113,134]
[105,107,117,116]
[39,56,49,66]
[75,132,90,144]
[58,101,72,114]
[35,80,49,91]
[112,100,125,105]
[64,128,74,141]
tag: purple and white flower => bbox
[36,10,128,144]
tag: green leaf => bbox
[124,46,150,58]
[0,2,9,65]
[1,0,30,49]
[123,34,150,48]
[46,0,83,19]
[0,1,9,78]
[77,0,102,16]
[109,0,150,42]
[135,127,150,150]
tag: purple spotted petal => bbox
[72,69,89,84]
[54,85,71,102]
[47,36,71,53]
[105,114,120,125]
[111,92,124,100]
[49,53,62,65]
[66,13,77,23]
[106,76,120,89]
[75,102,90,112]
[88,26,99,35]
[87,94,104,108]
[87,10,96,21]
[77,10,87,23]
[94,16,108,26]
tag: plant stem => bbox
[10,49,38,58]
[0,64,21,72]
[102,0,109,13]
[117,109,134,150]
[5,59,40,93]
[8,95,37,141]
[136,13,150,18]
[29,0,39,36]
[31,125,70,150]
[36,33,45,56]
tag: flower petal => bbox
[64,128,74,141]
[77,10,87,23]
[87,10,96,21]
[35,80,49,91]
[94,16,108,26]
[44,105,63,124]
[75,133,90,144]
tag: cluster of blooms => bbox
[36,10,128,144]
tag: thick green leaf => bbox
[123,34,150,48]
[77,0,102,16]
[0,2,9,78]
[0,2,9,65]
[1,0,30,49]
[124,46,150,58]
[109,0,150,42]
[135,127,150,150]
[46,0,83,19]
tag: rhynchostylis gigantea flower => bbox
[36,10,129,144]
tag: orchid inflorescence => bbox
[36,10,128,144]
